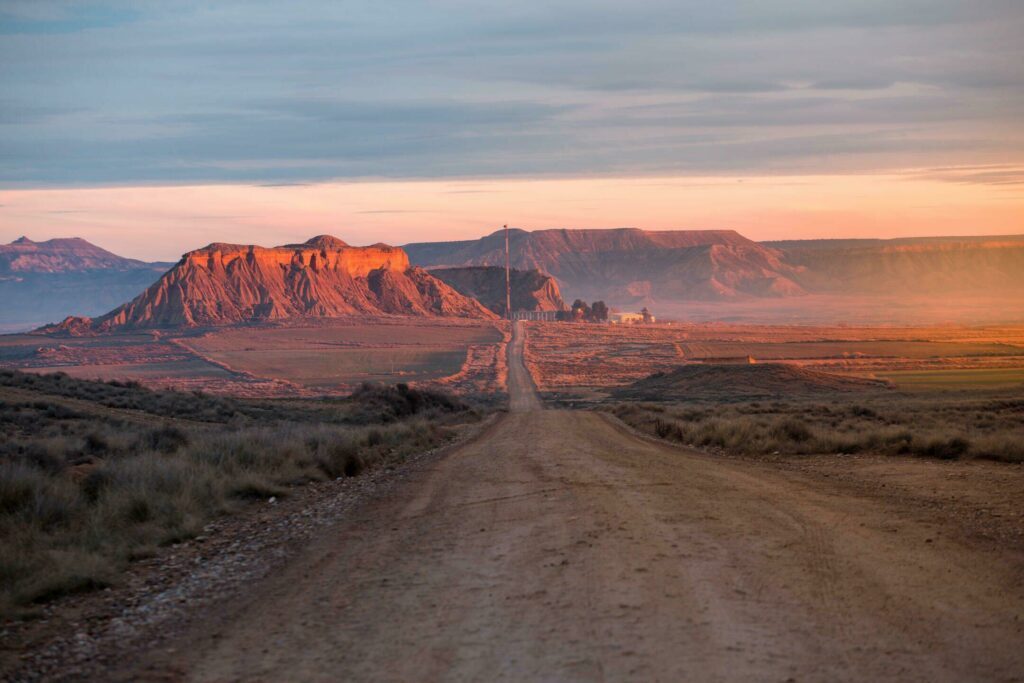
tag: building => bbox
[610,309,656,324]
[610,312,644,324]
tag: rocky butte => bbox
[428,266,566,316]
[43,235,495,332]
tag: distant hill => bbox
[41,235,495,333]
[0,235,157,273]
[614,364,890,402]
[405,228,804,304]
[406,229,1024,308]
[428,267,565,316]
[0,236,172,333]
[767,235,1024,296]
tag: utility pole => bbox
[504,224,511,321]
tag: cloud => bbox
[355,209,432,214]
[0,4,139,35]
[0,1,1022,186]
[913,165,1024,186]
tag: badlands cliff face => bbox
[428,266,566,316]
[81,235,495,330]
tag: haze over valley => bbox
[5,227,1024,334]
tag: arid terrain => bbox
[1,245,1022,679]
[0,318,509,398]
[3,322,1022,681]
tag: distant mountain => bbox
[42,235,495,333]
[428,267,566,316]
[0,236,172,333]
[406,229,1024,307]
[767,235,1024,296]
[405,228,805,304]
[0,236,157,273]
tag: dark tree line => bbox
[556,299,608,322]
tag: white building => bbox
[610,308,656,324]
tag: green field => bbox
[19,359,233,381]
[206,348,470,387]
[874,367,1024,391]
[677,340,1022,360]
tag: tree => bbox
[571,299,590,321]
[590,301,608,322]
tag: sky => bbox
[1,0,1022,260]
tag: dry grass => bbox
[0,371,479,617]
[0,319,508,399]
[609,394,1024,464]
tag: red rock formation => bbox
[73,236,494,330]
[428,266,566,316]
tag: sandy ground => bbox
[122,322,1024,682]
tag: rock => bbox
[55,235,497,332]
[428,266,565,316]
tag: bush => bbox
[915,436,971,460]
[971,435,1024,463]
[348,382,468,423]
[610,395,1022,464]
[771,418,812,443]
[138,425,190,454]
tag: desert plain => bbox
[2,313,1023,681]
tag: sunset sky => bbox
[1,1,1022,261]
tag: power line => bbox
[504,224,511,321]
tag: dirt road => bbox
[131,322,1024,681]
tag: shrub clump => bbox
[347,382,469,423]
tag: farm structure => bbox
[610,307,656,324]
